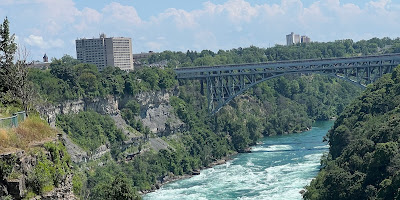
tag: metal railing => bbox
[0,111,26,128]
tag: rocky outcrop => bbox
[0,149,76,200]
[90,144,110,160]
[37,96,119,127]
[149,138,169,152]
[60,134,88,163]
[129,89,187,136]
[60,134,112,163]
[36,174,75,200]
[37,89,187,137]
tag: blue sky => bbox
[0,0,399,61]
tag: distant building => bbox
[27,53,50,70]
[286,32,300,46]
[43,53,48,62]
[75,34,134,71]
[132,51,155,60]
[286,32,311,46]
[301,36,311,44]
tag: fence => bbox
[0,111,26,128]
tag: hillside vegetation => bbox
[304,66,400,200]
[0,115,57,153]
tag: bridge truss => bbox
[175,54,400,115]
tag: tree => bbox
[0,17,16,71]
[0,17,34,110]
[0,17,16,94]
[92,175,140,200]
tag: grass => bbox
[42,185,55,193]
[23,191,37,200]
[0,115,57,154]
[7,170,22,180]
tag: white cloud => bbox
[367,0,391,10]
[204,0,259,23]
[24,35,64,49]
[161,8,198,28]
[24,35,45,47]
[102,2,142,26]
[81,7,102,23]
[74,8,102,31]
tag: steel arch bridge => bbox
[174,53,400,115]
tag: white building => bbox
[76,34,134,71]
[286,32,300,46]
[286,32,310,46]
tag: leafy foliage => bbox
[27,141,71,195]
[304,65,400,200]
[0,154,16,179]
[0,17,34,110]
[28,57,177,103]
[56,111,126,154]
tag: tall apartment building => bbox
[286,32,300,46]
[286,32,311,46]
[301,35,311,44]
[76,34,134,71]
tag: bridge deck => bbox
[175,53,400,77]
[174,53,400,114]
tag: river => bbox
[144,121,333,200]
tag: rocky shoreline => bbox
[139,152,238,196]
[138,124,320,196]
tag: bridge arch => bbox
[175,54,400,114]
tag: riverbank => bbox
[143,121,334,200]
[140,126,313,196]
[139,152,239,195]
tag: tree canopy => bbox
[304,65,400,200]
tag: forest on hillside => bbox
[304,66,400,200]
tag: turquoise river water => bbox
[144,121,334,200]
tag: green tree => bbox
[0,17,34,110]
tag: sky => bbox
[1,0,400,61]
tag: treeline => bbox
[145,37,400,68]
[28,55,176,103]
[304,66,400,199]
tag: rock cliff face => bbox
[0,149,75,200]
[38,90,185,137]
[37,96,119,127]
[60,134,88,163]
[130,89,186,136]
[36,90,186,165]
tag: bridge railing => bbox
[0,111,26,128]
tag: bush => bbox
[27,155,54,194]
